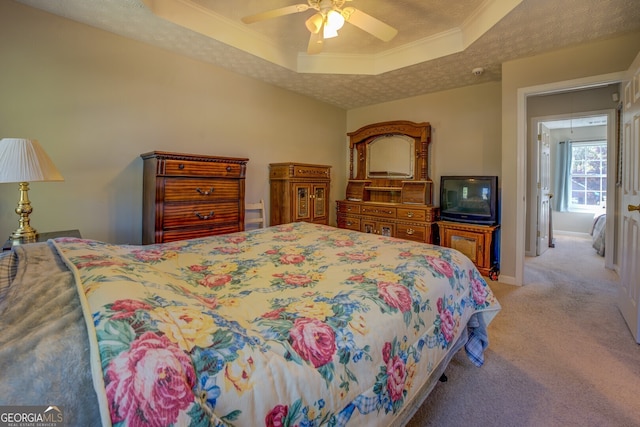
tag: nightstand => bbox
[2,229,82,251]
[437,221,499,277]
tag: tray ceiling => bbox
[13,0,640,109]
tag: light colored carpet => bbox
[407,232,640,427]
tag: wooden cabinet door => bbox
[362,219,395,237]
[362,219,376,235]
[293,184,312,222]
[311,184,328,223]
[292,183,329,223]
[378,221,395,237]
[446,230,484,267]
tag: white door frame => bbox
[515,72,624,285]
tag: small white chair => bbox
[245,199,266,229]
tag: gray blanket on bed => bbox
[0,242,100,424]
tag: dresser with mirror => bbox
[336,120,439,244]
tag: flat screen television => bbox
[440,176,499,225]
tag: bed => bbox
[0,222,500,426]
[591,213,606,256]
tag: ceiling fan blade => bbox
[242,4,310,24]
[307,26,324,55]
[342,7,398,42]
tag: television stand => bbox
[437,221,499,278]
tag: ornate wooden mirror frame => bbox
[346,120,433,205]
[348,120,431,181]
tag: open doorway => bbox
[529,113,610,253]
[514,74,624,287]
[525,86,619,272]
[525,112,613,284]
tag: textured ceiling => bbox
[14,0,640,110]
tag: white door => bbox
[619,51,640,343]
[537,123,552,255]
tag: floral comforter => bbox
[52,222,500,427]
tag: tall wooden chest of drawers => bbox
[141,151,248,244]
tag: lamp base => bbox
[10,227,37,245]
[11,182,38,245]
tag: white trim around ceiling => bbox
[140,0,301,70]
[142,0,522,76]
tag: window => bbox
[569,141,607,212]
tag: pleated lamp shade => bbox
[0,138,64,183]
[0,138,64,244]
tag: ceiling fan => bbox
[241,0,398,55]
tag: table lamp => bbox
[0,138,64,244]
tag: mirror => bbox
[347,120,431,183]
[367,134,414,179]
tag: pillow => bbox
[0,250,18,308]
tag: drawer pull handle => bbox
[406,228,414,235]
[347,221,353,226]
[406,211,414,218]
[226,166,232,172]
[196,187,215,196]
[178,164,185,169]
[194,211,214,220]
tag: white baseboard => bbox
[488,274,519,286]
[553,230,591,237]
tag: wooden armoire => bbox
[269,162,331,226]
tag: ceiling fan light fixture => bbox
[305,12,324,34]
[323,26,339,38]
[326,10,345,31]
[243,0,398,54]
[323,9,344,39]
